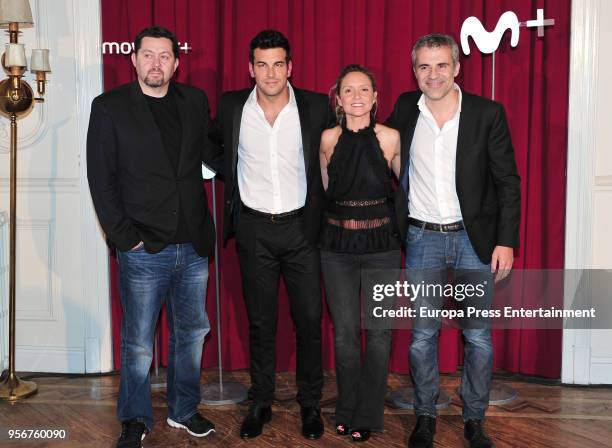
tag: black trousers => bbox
[236,211,323,407]
[321,249,400,431]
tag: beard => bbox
[144,71,165,88]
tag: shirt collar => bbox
[247,81,296,107]
[417,83,462,116]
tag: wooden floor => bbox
[1,370,611,447]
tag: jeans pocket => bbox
[407,225,424,243]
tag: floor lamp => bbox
[0,0,51,401]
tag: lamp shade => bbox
[5,43,26,67]
[30,48,49,71]
[0,0,33,28]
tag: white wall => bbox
[0,0,111,373]
[563,0,612,384]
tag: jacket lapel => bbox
[455,92,473,184]
[294,88,312,175]
[173,83,193,175]
[231,99,245,177]
[399,98,420,192]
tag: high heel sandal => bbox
[336,423,351,435]
[351,429,371,442]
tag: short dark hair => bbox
[249,29,291,64]
[412,33,459,69]
[134,26,180,59]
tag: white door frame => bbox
[563,0,601,384]
[75,0,112,373]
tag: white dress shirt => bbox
[408,84,463,224]
[237,82,306,214]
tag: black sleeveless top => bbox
[319,121,400,253]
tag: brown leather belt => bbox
[408,217,464,232]
[242,204,304,222]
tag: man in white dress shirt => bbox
[387,34,521,448]
[216,30,333,440]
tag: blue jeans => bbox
[406,225,493,421]
[117,243,210,430]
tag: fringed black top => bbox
[320,121,400,253]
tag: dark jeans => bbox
[321,249,401,431]
[117,243,209,430]
[406,225,493,421]
[236,212,323,407]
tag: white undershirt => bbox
[408,84,463,224]
[237,83,306,214]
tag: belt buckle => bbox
[439,223,447,233]
[270,214,276,223]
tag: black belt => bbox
[242,204,304,222]
[408,217,464,232]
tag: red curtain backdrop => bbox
[101,0,569,378]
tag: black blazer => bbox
[87,81,222,257]
[387,90,521,264]
[216,87,333,245]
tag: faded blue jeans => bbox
[117,243,209,430]
[406,224,494,421]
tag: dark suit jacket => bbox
[87,81,222,256]
[387,90,521,264]
[216,87,333,245]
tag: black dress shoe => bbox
[240,404,272,439]
[464,420,494,448]
[408,415,436,448]
[300,406,324,440]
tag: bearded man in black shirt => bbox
[87,26,221,448]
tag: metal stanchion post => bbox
[150,326,166,390]
[485,51,517,406]
[200,168,247,405]
[387,388,451,410]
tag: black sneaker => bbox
[167,412,215,437]
[117,419,147,448]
